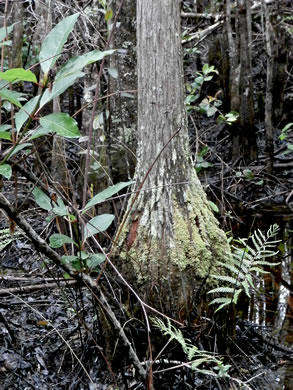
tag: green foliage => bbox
[208,200,219,213]
[32,178,132,273]
[195,146,212,173]
[0,23,17,44]
[208,224,280,312]
[55,50,114,80]
[0,68,37,83]
[151,317,231,377]
[82,181,134,214]
[49,234,77,248]
[84,214,115,240]
[0,163,12,179]
[279,123,293,154]
[62,252,106,272]
[185,64,239,125]
[0,228,23,251]
[0,88,24,108]
[0,14,114,175]
[39,13,80,75]
[39,113,80,138]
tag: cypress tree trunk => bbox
[116,0,230,321]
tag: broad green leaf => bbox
[120,92,135,99]
[0,68,37,83]
[28,127,51,140]
[15,95,40,132]
[107,67,118,79]
[87,253,106,268]
[39,13,80,75]
[55,50,115,80]
[0,23,16,42]
[32,187,52,211]
[84,214,115,240]
[0,163,12,179]
[49,233,76,248]
[0,88,22,108]
[206,106,217,117]
[52,197,68,217]
[40,113,80,138]
[62,255,79,264]
[7,143,31,158]
[0,131,11,140]
[40,72,84,107]
[78,250,89,260]
[208,201,219,213]
[0,40,12,47]
[82,181,135,213]
[282,122,293,133]
[0,125,11,132]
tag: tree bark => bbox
[108,0,137,181]
[263,0,274,174]
[116,0,230,320]
[226,0,257,163]
[11,1,24,69]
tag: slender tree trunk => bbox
[108,0,137,182]
[263,0,274,174]
[226,0,257,163]
[117,0,230,320]
[11,1,24,69]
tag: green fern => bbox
[151,317,231,377]
[0,228,23,251]
[208,224,280,312]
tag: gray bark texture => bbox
[12,2,24,69]
[109,0,137,181]
[117,0,230,320]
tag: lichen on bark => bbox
[116,176,230,318]
[114,0,230,319]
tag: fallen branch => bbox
[0,280,77,296]
[181,12,222,20]
[0,193,147,381]
[182,21,224,44]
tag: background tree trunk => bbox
[226,0,257,163]
[11,1,23,69]
[117,0,230,321]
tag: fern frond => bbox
[208,287,235,294]
[245,273,254,289]
[241,280,251,298]
[211,275,240,285]
[220,262,241,275]
[209,224,280,311]
[0,228,23,251]
[191,357,215,369]
[253,260,280,266]
[209,297,233,305]
[232,289,242,304]
[249,267,269,274]
[215,302,231,312]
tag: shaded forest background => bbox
[0,0,293,389]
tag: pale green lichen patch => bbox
[170,185,230,279]
[116,181,230,291]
